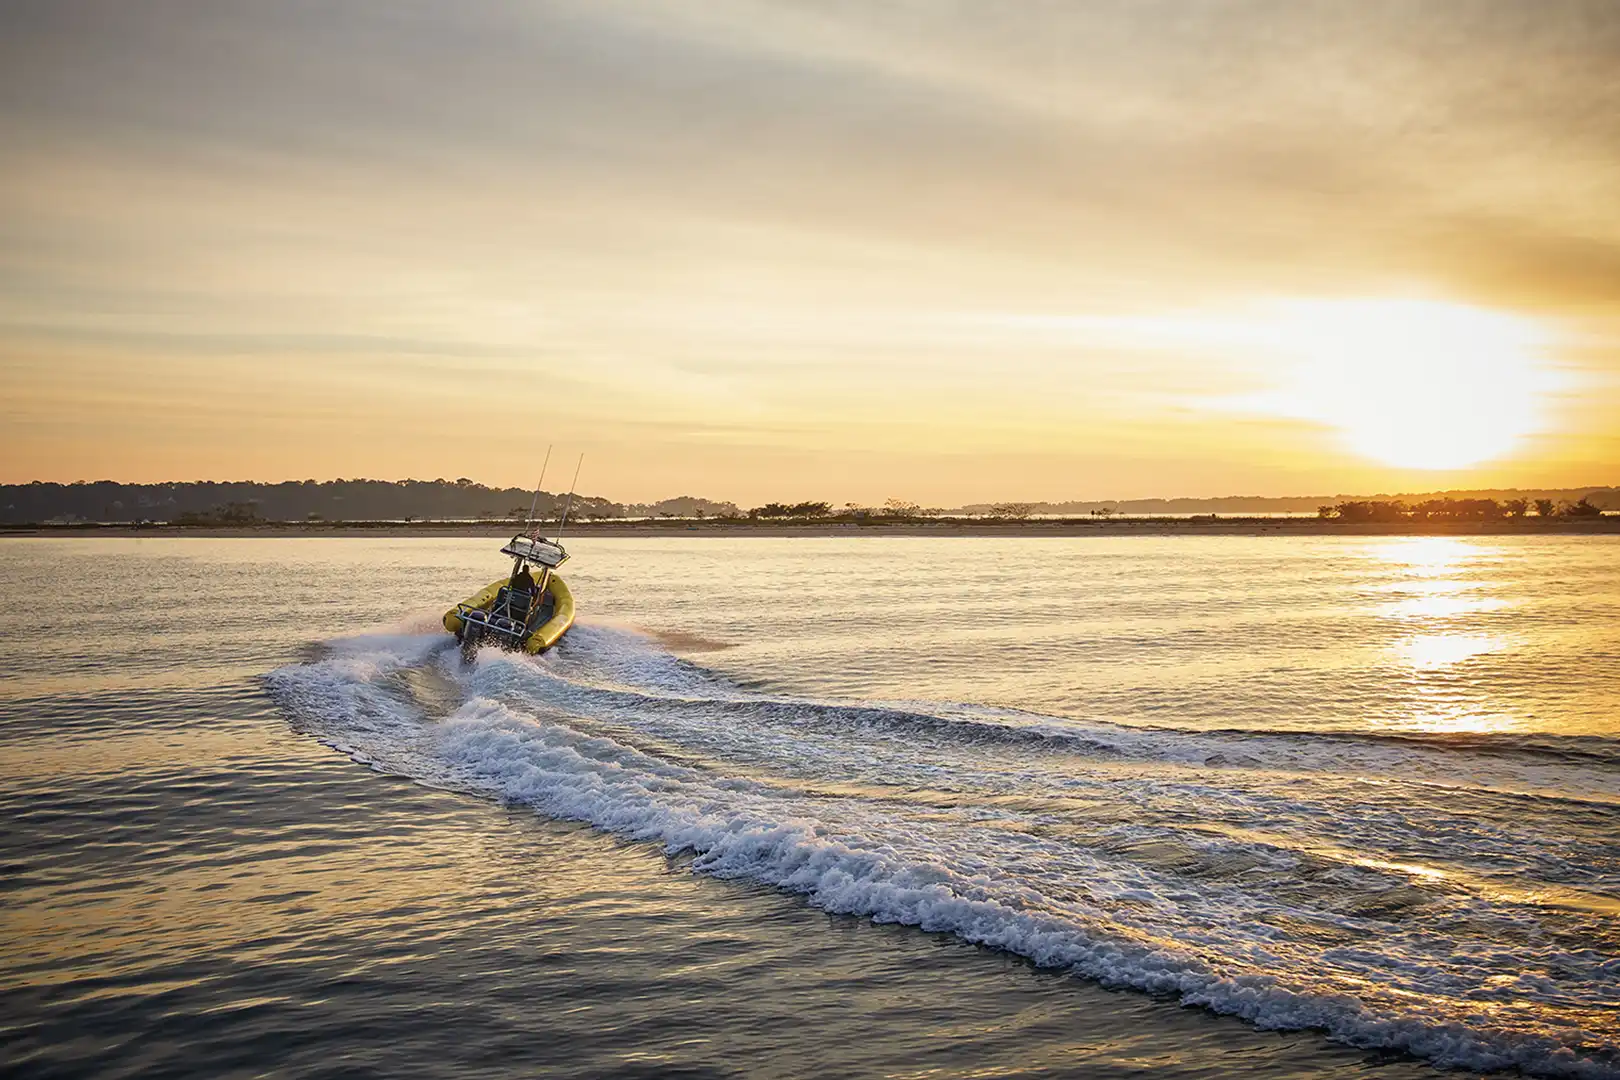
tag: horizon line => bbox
[5,476,1616,508]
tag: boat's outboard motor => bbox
[457,609,488,662]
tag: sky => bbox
[2,0,1618,504]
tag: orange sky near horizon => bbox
[2,2,1618,505]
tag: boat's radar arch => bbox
[501,535,569,568]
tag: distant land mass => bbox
[2,479,1616,526]
[961,488,1620,516]
[0,480,739,526]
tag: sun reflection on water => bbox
[1393,633,1506,670]
[1385,593,1509,620]
[1374,536,1478,576]
[1370,538,1524,735]
[1398,707,1523,735]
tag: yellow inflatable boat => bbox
[444,534,575,659]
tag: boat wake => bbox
[267,623,1620,1079]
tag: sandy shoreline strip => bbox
[5,518,1617,539]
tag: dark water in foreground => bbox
[3,536,1617,1078]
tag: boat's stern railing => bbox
[456,604,530,643]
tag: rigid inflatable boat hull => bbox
[443,574,575,654]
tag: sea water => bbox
[2,535,1616,1078]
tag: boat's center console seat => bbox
[495,586,535,622]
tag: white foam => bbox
[479,626,1620,807]
[267,629,1620,1079]
[425,701,1618,1077]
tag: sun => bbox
[1267,299,1557,471]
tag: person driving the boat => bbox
[510,562,537,594]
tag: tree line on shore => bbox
[1319,497,1605,522]
[4,479,1614,526]
[1,481,1019,526]
[966,487,1620,516]
[737,499,1046,520]
[0,479,738,526]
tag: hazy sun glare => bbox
[1267,299,1559,470]
[993,296,1575,488]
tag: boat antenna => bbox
[524,444,553,538]
[555,453,584,539]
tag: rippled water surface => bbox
[3,535,1617,1079]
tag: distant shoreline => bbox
[5,517,1618,539]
